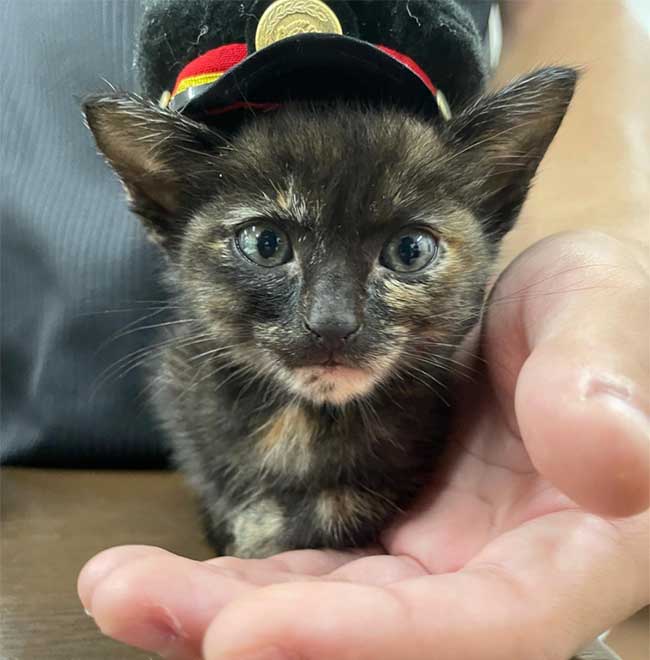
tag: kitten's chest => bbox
[248,403,378,484]
[229,392,445,503]
[158,336,447,488]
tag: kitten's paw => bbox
[225,499,287,559]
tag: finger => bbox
[210,551,421,587]
[326,554,427,584]
[88,553,254,657]
[203,577,543,660]
[202,511,648,660]
[240,547,370,575]
[484,231,650,516]
[84,545,404,656]
[84,546,365,657]
[77,545,169,614]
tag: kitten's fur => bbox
[85,67,575,558]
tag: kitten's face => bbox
[84,68,575,404]
[181,109,491,404]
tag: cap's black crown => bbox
[137,0,486,120]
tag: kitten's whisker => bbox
[94,307,177,353]
[399,363,451,407]
[487,263,618,307]
[187,344,240,363]
[399,347,480,381]
[489,284,615,307]
[75,303,179,317]
[101,317,198,348]
[91,332,212,396]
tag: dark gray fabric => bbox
[0,0,170,466]
[1,0,491,467]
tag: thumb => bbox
[484,231,649,516]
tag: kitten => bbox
[84,67,575,558]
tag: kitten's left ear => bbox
[445,66,578,239]
[83,94,223,249]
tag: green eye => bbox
[236,222,292,267]
[380,228,439,272]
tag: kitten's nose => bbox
[304,315,360,351]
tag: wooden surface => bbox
[0,468,212,659]
[1,468,647,659]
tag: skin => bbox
[78,2,649,658]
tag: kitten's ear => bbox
[445,67,578,239]
[83,94,221,249]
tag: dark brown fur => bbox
[84,67,576,557]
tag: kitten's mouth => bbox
[290,361,378,405]
[320,357,344,368]
[308,364,362,377]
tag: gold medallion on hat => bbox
[255,0,343,50]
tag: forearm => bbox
[493,0,649,266]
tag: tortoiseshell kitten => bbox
[84,67,575,558]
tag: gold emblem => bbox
[255,0,343,50]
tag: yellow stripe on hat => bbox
[172,72,224,97]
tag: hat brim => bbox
[171,33,440,119]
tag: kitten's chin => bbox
[290,365,379,405]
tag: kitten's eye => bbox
[380,228,438,272]
[236,222,292,267]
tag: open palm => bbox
[79,232,648,660]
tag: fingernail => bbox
[84,608,93,617]
[584,375,650,434]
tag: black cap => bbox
[137,0,487,122]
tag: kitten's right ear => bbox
[443,67,577,240]
[83,94,221,249]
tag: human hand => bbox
[78,231,649,660]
